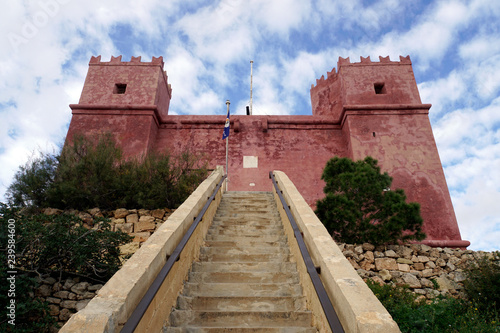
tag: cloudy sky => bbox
[1,0,499,251]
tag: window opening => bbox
[113,83,127,94]
[374,82,386,94]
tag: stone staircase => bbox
[164,191,317,332]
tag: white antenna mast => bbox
[250,60,253,115]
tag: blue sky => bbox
[1,0,499,251]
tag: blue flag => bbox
[222,108,230,140]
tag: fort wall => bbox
[65,55,469,248]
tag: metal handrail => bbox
[121,175,226,333]
[269,171,344,333]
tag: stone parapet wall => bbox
[339,242,499,300]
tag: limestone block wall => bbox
[339,243,499,300]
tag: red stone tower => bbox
[311,56,468,248]
[67,55,171,158]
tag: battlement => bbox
[311,55,412,90]
[310,55,422,118]
[89,55,165,68]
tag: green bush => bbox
[6,133,208,210]
[6,152,58,209]
[463,252,500,314]
[315,156,425,246]
[367,279,500,332]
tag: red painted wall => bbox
[65,55,469,248]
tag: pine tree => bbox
[315,156,426,245]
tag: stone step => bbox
[183,282,303,298]
[187,271,299,284]
[206,228,282,237]
[200,246,288,256]
[165,327,317,333]
[204,234,286,242]
[211,219,281,226]
[168,310,313,328]
[204,240,286,248]
[176,295,307,312]
[199,251,290,263]
[191,262,298,274]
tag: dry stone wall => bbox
[37,207,174,330]
[339,242,499,301]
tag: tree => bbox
[315,156,425,245]
[6,152,58,208]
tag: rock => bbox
[398,246,413,258]
[60,300,78,310]
[370,276,385,285]
[52,282,63,292]
[420,278,433,288]
[402,273,422,289]
[71,282,90,295]
[78,212,93,224]
[76,299,91,311]
[422,269,434,278]
[120,242,140,255]
[111,218,125,224]
[413,263,425,271]
[126,214,139,223]
[354,245,364,255]
[54,291,70,299]
[138,209,150,216]
[43,208,62,215]
[425,261,436,269]
[362,243,375,251]
[88,284,103,292]
[87,208,102,216]
[453,270,467,282]
[397,258,413,265]
[115,222,134,233]
[37,284,52,297]
[436,258,446,267]
[59,308,72,321]
[375,258,398,271]
[47,297,61,304]
[135,220,155,232]
[398,263,410,272]
[446,262,456,271]
[385,250,398,258]
[379,269,392,281]
[48,304,60,316]
[43,277,57,284]
[114,208,129,218]
[132,232,151,242]
[374,251,385,258]
[435,276,456,291]
[151,208,166,219]
[364,251,374,262]
[417,256,430,263]
[420,244,432,253]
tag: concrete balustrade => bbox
[60,166,225,333]
[271,170,400,333]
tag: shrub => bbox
[463,252,500,314]
[315,156,425,246]
[6,152,58,208]
[6,133,208,211]
[367,279,500,332]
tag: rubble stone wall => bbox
[339,242,499,301]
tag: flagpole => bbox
[250,60,253,116]
[225,100,230,190]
